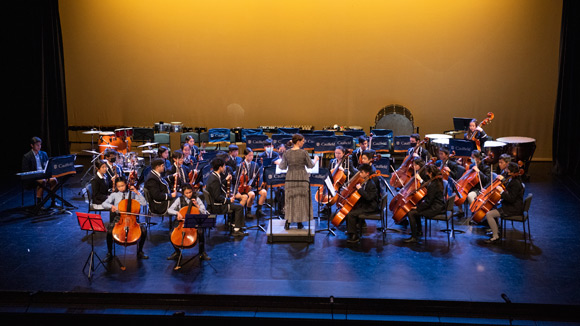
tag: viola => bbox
[237,162,251,194]
[112,188,142,250]
[469,112,494,151]
[390,137,428,188]
[170,199,199,249]
[331,171,383,227]
[316,149,352,205]
[188,160,201,190]
[389,159,435,222]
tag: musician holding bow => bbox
[90,160,111,209]
[22,137,58,206]
[144,158,177,215]
[102,178,148,261]
[408,133,430,162]
[345,164,380,244]
[168,150,190,191]
[464,119,488,144]
[103,148,123,190]
[235,148,267,218]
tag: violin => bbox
[237,162,251,194]
[331,170,383,227]
[188,160,201,191]
[170,198,199,249]
[112,183,142,260]
[315,149,352,205]
[389,159,436,222]
[470,112,494,151]
[390,137,428,188]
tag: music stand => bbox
[174,214,216,270]
[315,175,337,236]
[77,212,107,280]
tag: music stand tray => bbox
[77,212,107,280]
[173,214,216,270]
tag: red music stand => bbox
[77,212,107,280]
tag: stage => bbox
[1,161,579,324]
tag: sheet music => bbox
[324,176,336,197]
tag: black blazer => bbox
[90,175,109,205]
[352,177,379,213]
[499,176,524,216]
[144,171,172,214]
[22,150,48,172]
[167,163,191,190]
[416,177,446,217]
[206,171,230,214]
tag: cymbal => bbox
[141,150,157,154]
[82,150,101,155]
[99,144,118,148]
[138,142,158,148]
[82,130,101,135]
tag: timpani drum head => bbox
[374,104,414,136]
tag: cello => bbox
[315,149,352,205]
[170,198,199,250]
[330,170,383,227]
[112,182,143,270]
[389,159,436,222]
[389,137,428,188]
[469,112,494,151]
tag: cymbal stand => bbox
[79,133,100,188]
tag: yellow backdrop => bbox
[59,0,562,160]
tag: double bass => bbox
[330,170,383,227]
[469,112,494,151]
[170,198,199,250]
[315,149,352,205]
[389,159,435,222]
[390,137,428,188]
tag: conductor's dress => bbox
[279,148,316,223]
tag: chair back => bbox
[523,193,533,212]
[446,194,456,219]
[85,183,93,204]
[202,188,215,208]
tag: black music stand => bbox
[315,175,337,236]
[174,214,216,270]
[77,212,108,280]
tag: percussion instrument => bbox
[374,104,414,136]
[154,122,171,132]
[432,138,449,157]
[482,141,507,165]
[82,130,101,135]
[425,134,452,157]
[170,122,183,133]
[141,149,157,155]
[114,128,133,138]
[137,142,158,148]
[82,150,101,156]
[495,137,536,163]
[98,131,131,155]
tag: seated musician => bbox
[360,150,383,198]
[408,133,430,161]
[496,153,512,175]
[404,164,446,243]
[466,150,491,207]
[330,146,358,182]
[103,148,123,189]
[226,144,241,175]
[166,184,209,260]
[184,135,201,163]
[90,160,110,209]
[464,119,488,144]
[144,158,177,215]
[345,164,380,244]
[206,157,247,237]
[21,136,57,205]
[235,148,267,218]
[484,162,525,244]
[259,139,280,161]
[436,148,460,180]
[102,178,148,260]
[157,146,173,177]
[168,150,190,191]
[181,143,195,171]
[353,136,369,169]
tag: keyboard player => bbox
[21,137,57,205]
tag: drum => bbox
[374,104,414,136]
[432,138,449,157]
[482,141,507,165]
[171,122,183,133]
[98,131,131,156]
[114,128,133,138]
[495,137,536,163]
[425,134,452,157]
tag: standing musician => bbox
[168,150,190,191]
[103,148,123,189]
[464,119,488,144]
[408,133,430,162]
[235,148,267,218]
[90,160,111,209]
[166,184,209,260]
[404,164,446,243]
[345,164,380,244]
[206,157,247,237]
[102,178,148,260]
[353,136,370,169]
[21,136,57,205]
[484,161,525,244]
[144,158,177,215]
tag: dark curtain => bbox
[553,0,580,183]
[4,0,68,183]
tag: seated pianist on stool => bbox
[21,136,57,206]
[101,178,149,260]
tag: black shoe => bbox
[232,230,248,237]
[104,253,112,262]
[297,222,304,229]
[167,252,180,260]
[284,221,290,230]
[403,237,418,243]
[346,234,360,243]
[256,209,264,218]
[484,237,500,244]
[137,251,149,259]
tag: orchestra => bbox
[20,113,535,268]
